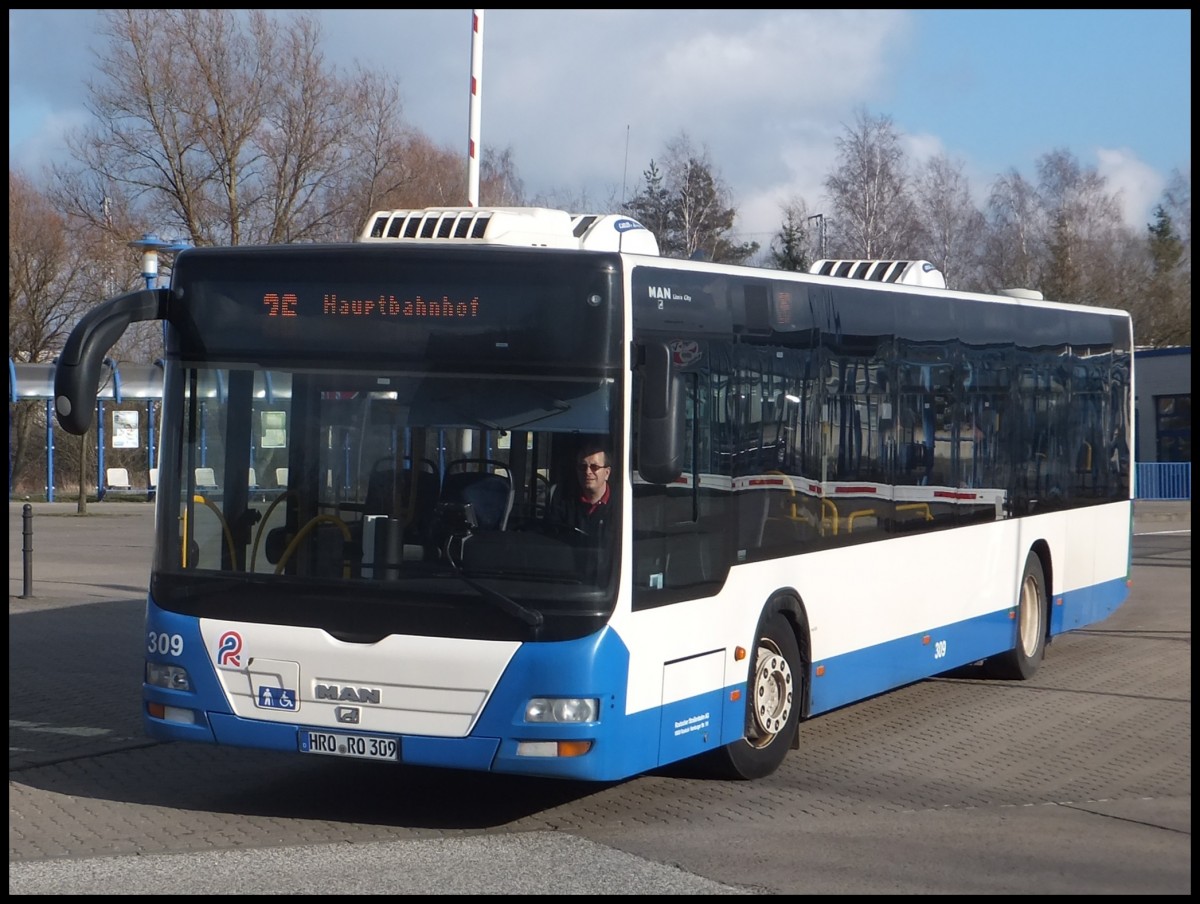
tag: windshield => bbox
[151,362,622,642]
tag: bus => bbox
[54,206,1134,782]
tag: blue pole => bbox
[8,358,16,497]
[45,400,55,502]
[150,359,165,474]
[97,400,105,500]
[148,400,156,471]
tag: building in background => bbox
[1134,347,1191,464]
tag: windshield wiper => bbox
[444,541,544,630]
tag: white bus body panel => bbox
[201,624,520,737]
[610,500,1131,718]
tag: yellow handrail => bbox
[896,502,933,521]
[821,498,839,536]
[765,470,798,519]
[181,494,236,569]
[250,490,296,572]
[847,508,877,533]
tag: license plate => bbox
[299,730,399,761]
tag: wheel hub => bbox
[751,641,794,741]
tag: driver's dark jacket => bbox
[555,484,612,541]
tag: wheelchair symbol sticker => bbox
[257,686,297,709]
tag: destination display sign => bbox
[263,291,482,321]
[165,244,623,369]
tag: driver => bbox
[557,441,613,541]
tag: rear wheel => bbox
[984,551,1047,680]
[706,613,801,780]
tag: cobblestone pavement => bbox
[9,499,1190,894]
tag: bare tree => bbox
[912,154,986,289]
[336,68,418,232]
[8,174,94,364]
[667,134,727,260]
[387,133,472,210]
[823,108,918,259]
[256,14,358,243]
[331,67,477,233]
[55,10,412,247]
[480,147,527,207]
[668,133,757,263]
[1035,149,1126,307]
[9,172,95,499]
[981,168,1044,293]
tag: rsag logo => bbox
[217,630,243,667]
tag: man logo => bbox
[335,707,360,724]
[314,683,381,704]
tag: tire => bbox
[984,551,1048,680]
[705,613,802,780]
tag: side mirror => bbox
[54,288,168,434]
[636,342,684,484]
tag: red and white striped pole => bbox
[467,9,484,207]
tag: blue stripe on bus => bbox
[144,572,1130,780]
[476,626,658,780]
[1052,574,1129,633]
[143,603,225,744]
[806,574,1131,715]
[479,630,747,779]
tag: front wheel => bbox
[705,613,802,780]
[984,551,1048,680]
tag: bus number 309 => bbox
[934,639,948,659]
[147,632,184,656]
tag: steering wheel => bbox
[273,513,353,578]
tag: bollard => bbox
[20,503,34,599]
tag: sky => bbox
[8,9,1192,247]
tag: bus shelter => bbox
[9,358,164,501]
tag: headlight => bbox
[146,662,191,691]
[524,696,599,723]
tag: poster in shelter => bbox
[112,410,139,449]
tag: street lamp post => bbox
[127,233,190,346]
[126,234,189,477]
[128,233,190,291]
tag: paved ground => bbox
[8,498,1190,894]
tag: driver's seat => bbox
[439,460,514,530]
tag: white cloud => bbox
[732,128,842,243]
[1095,147,1165,229]
[900,131,947,168]
[9,9,1182,241]
[471,10,912,239]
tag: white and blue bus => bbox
[54,206,1134,781]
